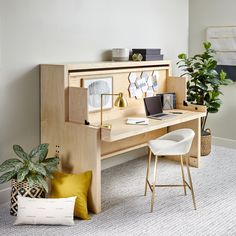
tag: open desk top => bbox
[101,109,206,142]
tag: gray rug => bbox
[1,145,236,236]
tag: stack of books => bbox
[132,48,163,61]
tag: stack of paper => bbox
[126,117,149,125]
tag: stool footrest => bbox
[156,184,186,187]
[146,180,192,190]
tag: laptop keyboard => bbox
[151,113,168,118]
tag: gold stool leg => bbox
[144,149,152,196]
[151,155,158,212]
[180,155,187,196]
[186,156,197,210]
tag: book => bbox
[132,48,161,55]
[157,93,176,110]
[141,54,164,61]
[126,117,149,125]
[163,94,174,110]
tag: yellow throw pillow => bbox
[50,171,92,220]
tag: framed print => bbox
[207,26,236,81]
[163,93,174,110]
[82,77,113,112]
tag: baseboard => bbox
[212,136,236,149]
[0,187,11,204]
[102,147,147,170]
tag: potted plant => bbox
[0,143,59,215]
[177,42,232,156]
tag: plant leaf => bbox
[26,175,35,188]
[13,145,30,161]
[0,171,17,184]
[14,162,24,172]
[42,157,60,166]
[0,159,22,172]
[45,165,58,175]
[45,168,54,179]
[39,148,48,162]
[219,70,226,80]
[17,167,29,182]
[178,53,187,60]
[29,143,49,161]
[31,163,47,176]
[210,102,221,109]
[35,175,48,192]
[30,175,41,188]
[207,107,218,113]
[204,41,211,50]
[221,78,233,85]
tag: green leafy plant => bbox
[0,144,59,192]
[177,41,232,135]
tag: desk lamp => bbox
[100,92,128,128]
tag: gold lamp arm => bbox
[100,93,119,127]
[101,94,103,127]
[100,92,128,128]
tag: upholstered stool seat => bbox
[144,128,196,212]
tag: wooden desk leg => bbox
[167,118,201,168]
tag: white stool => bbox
[144,128,196,212]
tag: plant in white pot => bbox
[177,42,232,155]
[0,143,59,215]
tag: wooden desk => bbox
[40,61,206,215]
[101,110,205,142]
[101,109,205,165]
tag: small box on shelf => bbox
[132,48,161,55]
[131,48,164,61]
[142,54,163,61]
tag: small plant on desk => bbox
[177,41,232,155]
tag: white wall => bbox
[0,0,189,193]
[189,0,236,147]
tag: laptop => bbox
[144,95,173,119]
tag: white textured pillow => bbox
[14,196,76,226]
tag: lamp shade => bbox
[114,93,128,108]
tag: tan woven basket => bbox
[201,128,211,156]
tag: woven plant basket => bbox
[201,128,211,156]
[10,179,45,216]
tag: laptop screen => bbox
[144,95,163,116]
